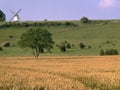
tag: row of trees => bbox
[100,49,119,55]
[0,21,77,28]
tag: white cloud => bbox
[99,0,118,8]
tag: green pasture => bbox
[0,20,120,56]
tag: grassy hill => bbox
[0,20,120,56]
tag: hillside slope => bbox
[0,20,120,56]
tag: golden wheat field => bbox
[0,56,120,90]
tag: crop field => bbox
[0,56,120,90]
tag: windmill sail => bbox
[10,9,22,22]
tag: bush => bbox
[79,43,86,49]
[58,41,73,52]
[88,46,91,49]
[66,43,71,49]
[100,49,119,55]
[12,44,15,47]
[59,42,66,52]
[1,41,10,47]
[81,16,89,23]
[59,45,66,52]
[0,47,3,51]
[9,35,13,38]
[100,49,105,56]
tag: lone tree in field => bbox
[0,10,6,22]
[18,28,54,59]
[80,16,89,23]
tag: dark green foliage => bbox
[112,44,115,46]
[9,35,13,38]
[99,46,102,48]
[79,42,86,49]
[65,21,71,26]
[18,28,54,59]
[2,41,10,47]
[0,47,3,51]
[100,49,118,55]
[58,41,72,52]
[81,16,89,23]
[64,21,77,27]
[106,40,111,44]
[0,21,77,28]
[106,49,118,55]
[88,46,91,49]
[100,49,105,56]
[12,44,15,47]
[0,10,6,22]
[66,43,71,49]
[72,44,75,47]
[59,42,66,52]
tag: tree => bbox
[80,16,89,23]
[79,42,86,49]
[0,10,6,22]
[59,42,66,52]
[18,28,54,59]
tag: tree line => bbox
[0,21,78,28]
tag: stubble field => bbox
[0,56,120,90]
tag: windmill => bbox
[10,9,22,22]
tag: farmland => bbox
[0,56,120,90]
[0,20,120,90]
[0,20,120,56]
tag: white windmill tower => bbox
[10,9,22,22]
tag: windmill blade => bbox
[10,9,22,22]
[16,9,22,15]
[10,10,16,15]
[10,16,15,22]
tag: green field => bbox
[0,20,120,56]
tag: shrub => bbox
[59,42,66,52]
[58,41,72,52]
[12,44,15,47]
[100,49,105,56]
[79,43,86,49]
[65,21,71,26]
[112,44,115,46]
[66,43,71,49]
[99,46,101,48]
[9,35,13,38]
[72,44,75,47]
[81,16,89,23]
[0,47,3,51]
[88,46,91,49]
[2,41,10,47]
[100,49,118,55]
[106,40,110,44]
[55,44,59,47]
[110,49,118,55]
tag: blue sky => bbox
[0,0,120,21]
